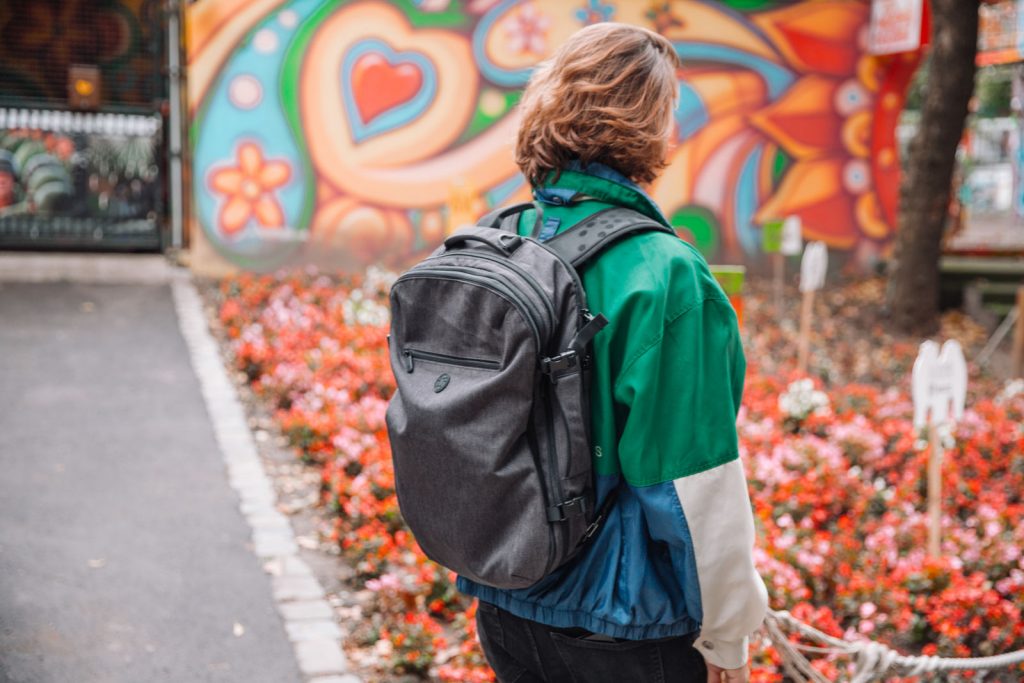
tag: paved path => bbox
[0,276,304,683]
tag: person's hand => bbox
[706,662,749,682]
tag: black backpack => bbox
[385,202,674,589]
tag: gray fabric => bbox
[385,207,665,589]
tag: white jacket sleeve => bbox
[673,457,768,669]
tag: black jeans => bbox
[476,601,708,683]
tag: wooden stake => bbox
[773,252,784,315]
[927,425,943,557]
[797,289,814,374]
[1012,287,1024,378]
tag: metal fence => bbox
[0,0,167,251]
[0,108,163,250]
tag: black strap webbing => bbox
[544,207,675,269]
[478,202,534,228]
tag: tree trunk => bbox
[885,0,980,335]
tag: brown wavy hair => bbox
[515,23,681,187]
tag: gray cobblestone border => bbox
[172,275,360,683]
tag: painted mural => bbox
[187,0,919,272]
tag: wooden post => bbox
[1013,287,1024,378]
[797,241,826,375]
[913,340,966,560]
[928,425,943,557]
[797,289,814,374]
[773,252,784,314]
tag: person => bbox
[455,22,768,683]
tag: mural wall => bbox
[187,0,919,273]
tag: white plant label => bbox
[912,340,967,428]
[781,215,803,256]
[799,241,827,292]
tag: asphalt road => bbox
[0,281,301,683]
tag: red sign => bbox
[868,0,925,55]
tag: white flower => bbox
[778,379,830,421]
[364,265,398,294]
[997,379,1024,404]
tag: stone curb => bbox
[0,253,176,284]
[171,275,360,682]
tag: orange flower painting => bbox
[209,142,291,236]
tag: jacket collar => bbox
[532,161,671,228]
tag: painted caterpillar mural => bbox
[187,0,919,272]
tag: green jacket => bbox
[457,163,767,669]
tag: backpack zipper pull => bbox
[402,350,415,373]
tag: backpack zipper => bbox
[428,250,557,337]
[398,267,546,352]
[402,348,501,373]
[526,416,559,578]
[437,265,550,345]
[535,239,588,317]
[540,380,567,562]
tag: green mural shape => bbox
[762,218,783,253]
[670,205,720,258]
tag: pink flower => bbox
[503,3,550,56]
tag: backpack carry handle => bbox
[477,202,536,228]
[444,230,524,255]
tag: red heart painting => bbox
[351,52,424,124]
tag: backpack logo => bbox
[433,374,451,393]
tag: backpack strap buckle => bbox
[541,350,578,377]
[547,496,587,522]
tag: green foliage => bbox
[975,65,1013,118]
[904,56,930,112]
[905,59,1012,119]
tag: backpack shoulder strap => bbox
[545,207,676,269]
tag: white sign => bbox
[799,241,827,293]
[780,215,803,256]
[912,340,968,428]
[868,0,924,56]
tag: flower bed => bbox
[215,269,1024,682]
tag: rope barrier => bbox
[764,609,1024,682]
